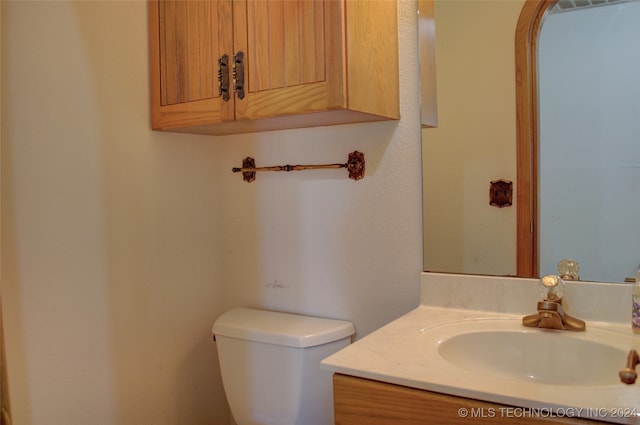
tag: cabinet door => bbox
[334,375,599,425]
[232,0,345,121]
[149,0,234,130]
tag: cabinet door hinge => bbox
[233,51,245,100]
[218,54,230,102]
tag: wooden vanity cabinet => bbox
[148,0,399,135]
[333,374,603,425]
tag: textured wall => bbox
[2,1,422,424]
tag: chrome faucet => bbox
[522,275,586,331]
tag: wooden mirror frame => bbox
[515,0,557,277]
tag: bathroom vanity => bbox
[333,374,601,424]
[322,273,640,424]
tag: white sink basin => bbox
[438,329,626,386]
[412,318,634,389]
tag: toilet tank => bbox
[212,308,355,425]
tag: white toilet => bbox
[212,307,355,425]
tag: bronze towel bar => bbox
[232,151,365,183]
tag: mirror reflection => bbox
[422,0,520,277]
[538,0,640,283]
[422,0,640,283]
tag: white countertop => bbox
[321,273,640,424]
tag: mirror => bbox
[422,0,640,283]
[536,0,640,282]
[422,0,521,277]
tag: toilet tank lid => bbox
[212,308,355,348]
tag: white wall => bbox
[538,2,640,282]
[1,1,422,424]
[422,0,523,275]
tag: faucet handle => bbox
[540,275,565,302]
[619,349,640,385]
[558,259,580,281]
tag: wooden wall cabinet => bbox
[148,0,399,135]
[334,374,602,425]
